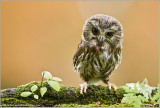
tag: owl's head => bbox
[82,14,123,50]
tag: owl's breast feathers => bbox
[73,40,122,82]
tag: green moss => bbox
[0,81,129,107]
[2,81,159,107]
[14,81,125,106]
[16,81,44,98]
[1,97,34,107]
[56,103,133,107]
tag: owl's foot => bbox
[107,81,116,91]
[80,82,88,94]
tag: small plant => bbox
[20,85,39,99]
[42,71,62,91]
[121,79,159,107]
[20,71,62,99]
[150,84,159,106]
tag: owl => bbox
[73,14,123,94]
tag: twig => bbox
[38,68,45,106]
[40,68,44,87]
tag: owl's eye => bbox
[92,27,100,35]
[105,32,114,38]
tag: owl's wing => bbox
[73,40,85,69]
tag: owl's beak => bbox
[98,36,104,46]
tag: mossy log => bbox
[0,81,157,107]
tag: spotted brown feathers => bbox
[73,14,123,85]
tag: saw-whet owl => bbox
[73,14,123,94]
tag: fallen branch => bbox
[1,81,126,107]
[0,81,158,107]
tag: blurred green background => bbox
[1,1,159,89]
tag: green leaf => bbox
[123,86,133,93]
[124,83,140,93]
[31,85,38,92]
[47,81,60,91]
[121,79,158,107]
[133,100,141,107]
[121,97,128,103]
[126,83,135,89]
[129,97,136,104]
[20,92,32,97]
[133,84,139,94]
[140,89,149,99]
[51,77,62,81]
[139,83,153,99]
[122,93,135,104]
[122,92,145,107]
[42,71,52,80]
[134,82,140,93]
[138,95,148,102]
[153,91,159,100]
[40,87,47,97]
[34,94,39,99]
[124,93,134,97]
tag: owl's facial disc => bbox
[91,27,114,49]
[83,14,123,50]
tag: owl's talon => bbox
[80,82,88,94]
[107,82,116,91]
